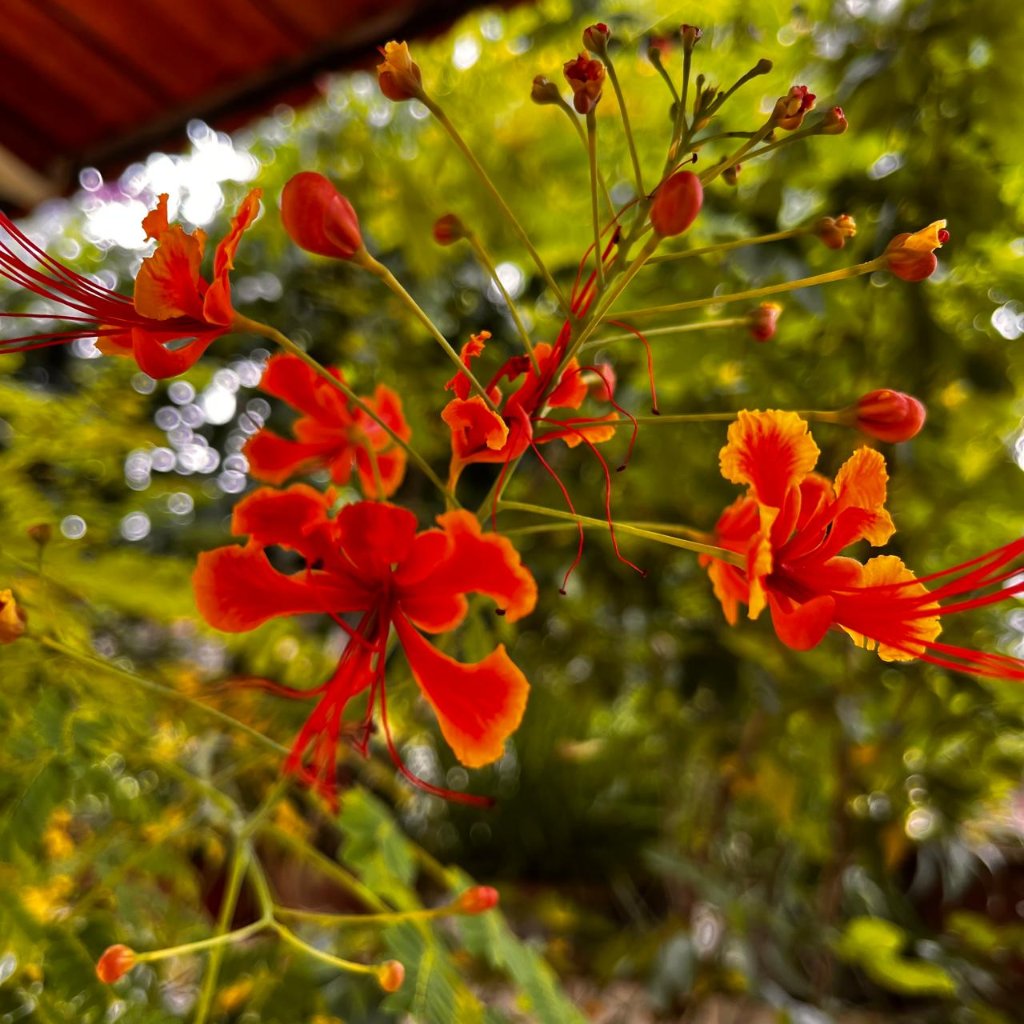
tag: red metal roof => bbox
[0,0,506,209]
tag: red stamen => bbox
[528,438,585,594]
[606,319,659,414]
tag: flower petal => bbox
[720,410,819,512]
[768,592,836,650]
[134,224,207,322]
[259,353,347,421]
[245,431,341,486]
[395,615,529,768]
[130,327,220,379]
[204,189,262,325]
[231,484,332,554]
[335,501,418,579]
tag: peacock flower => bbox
[0,190,261,378]
[771,85,816,130]
[193,487,537,806]
[244,354,410,498]
[563,53,605,114]
[884,220,949,282]
[376,41,423,102]
[701,410,1024,679]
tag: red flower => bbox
[193,487,537,805]
[0,191,261,378]
[701,410,1024,679]
[563,53,605,114]
[244,354,410,498]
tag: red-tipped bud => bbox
[680,24,703,49]
[96,945,136,984]
[281,172,362,261]
[883,220,948,282]
[531,75,562,105]
[376,41,423,102]
[814,213,857,250]
[456,885,500,915]
[771,85,816,130]
[650,171,703,237]
[722,163,742,186]
[27,523,52,546]
[377,959,405,992]
[848,389,926,442]
[819,105,848,135]
[0,589,26,644]
[563,54,605,115]
[747,302,782,342]
[433,214,467,246]
[647,37,672,65]
[582,23,611,55]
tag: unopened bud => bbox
[650,171,703,237]
[0,589,26,644]
[814,214,857,250]
[376,41,423,102]
[847,389,926,443]
[27,523,52,546]
[722,163,742,186]
[377,959,405,992]
[771,85,816,131]
[680,24,703,49]
[456,885,500,915]
[531,75,562,105]
[433,214,467,246]
[582,23,611,55]
[647,38,671,66]
[883,220,948,282]
[747,302,782,342]
[96,945,136,984]
[563,53,605,115]
[281,172,363,261]
[819,105,848,135]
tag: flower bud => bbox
[650,171,703,237]
[747,302,782,342]
[433,214,467,246]
[680,24,703,49]
[848,389,926,443]
[0,589,26,644]
[722,163,742,186]
[455,885,500,915]
[563,53,605,115]
[647,37,672,66]
[281,172,363,261]
[531,75,561,106]
[377,959,405,992]
[582,23,611,55]
[376,41,423,102]
[96,945,136,984]
[27,523,52,546]
[819,105,848,135]
[771,85,816,130]
[814,214,857,250]
[883,220,948,282]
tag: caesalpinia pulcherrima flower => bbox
[771,85,816,130]
[376,41,423,102]
[701,410,1024,678]
[244,354,410,498]
[193,486,536,805]
[0,190,261,378]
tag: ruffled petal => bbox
[354,444,405,498]
[245,430,341,486]
[399,511,537,630]
[395,615,529,768]
[442,397,513,485]
[134,224,207,322]
[768,592,836,650]
[204,189,262,325]
[335,501,418,579]
[832,446,895,546]
[705,559,748,625]
[130,327,220,379]
[141,194,170,241]
[260,353,347,421]
[719,410,820,512]
[543,412,619,448]
[231,484,332,554]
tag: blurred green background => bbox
[4,0,1024,1021]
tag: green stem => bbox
[556,99,615,213]
[582,317,748,349]
[604,57,644,197]
[136,918,268,965]
[36,636,288,756]
[466,233,538,370]
[497,500,743,565]
[270,921,378,977]
[421,95,571,315]
[356,252,497,410]
[586,111,605,292]
[614,258,884,321]
[193,846,249,1024]
[275,903,447,927]
[698,122,773,187]
[646,227,808,265]
[236,316,456,507]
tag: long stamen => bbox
[605,319,659,414]
[528,438,585,594]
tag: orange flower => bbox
[0,191,261,378]
[244,354,410,498]
[376,41,423,102]
[702,410,1024,678]
[0,589,26,643]
[193,488,537,806]
[563,53,605,114]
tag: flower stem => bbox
[582,317,748,349]
[698,122,774,186]
[270,920,379,978]
[614,258,884,320]
[586,111,605,292]
[275,903,447,927]
[236,316,456,507]
[604,56,644,197]
[135,918,268,966]
[646,227,808,265]
[497,500,743,565]
[421,94,571,315]
[355,252,497,410]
